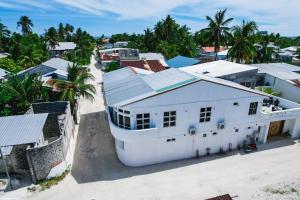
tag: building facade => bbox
[103,66,300,167]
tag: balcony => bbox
[107,111,159,142]
[261,96,300,121]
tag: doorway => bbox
[267,120,285,140]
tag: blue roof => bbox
[166,56,200,68]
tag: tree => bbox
[45,27,59,50]
[65,23,74,42]
[49,63,96,108]
[0,74,46,116]
[19,46,44,68]
[0,58,21,73]
[58,23,65,41]
[202,9,233,60]
[255,35,279,63]
[0,20,10,51]
[105,61,120,72]
[228,21,258,64]
[17,16,33,35]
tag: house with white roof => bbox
[180,60,258,88]
[49,42,76,57]
[18,57,73,81]
[252,63,300,103]
[103,65,300,166]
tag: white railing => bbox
[261,107,300,121]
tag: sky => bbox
[0,0,299,37]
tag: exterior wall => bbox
[273,78,300,103]
[109,81,268,166]
[221,70,258,88]
[27,137,64,182]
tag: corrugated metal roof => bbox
[252,63,300,80]
[180,60,257,77]
[0,113,48,147]
[143,68,198,92]
[167,56,200,68]
[42,58,73,72]
[0,68,8,78]
[52,42,76,51]
[103,66,268,107]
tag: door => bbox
[268,120,284,138]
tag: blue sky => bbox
[0,0,299,37]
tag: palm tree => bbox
[45,27,59,50]
[19,47,43,68]
[255,37,279,63]
[228,21,258,64]
[17,16,33,35]
[49,63,96,107]
[202,9,233,60]
[65,23,74,42]
[0,74,46,115]
[0,20,10,38]
[58,23,65,41]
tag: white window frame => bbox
[136,113,150,130]
[200,107,212,123]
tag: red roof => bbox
[206,194,232,200]
[101,54,119,61]
[120,60,166,72]
[202,46,226,53]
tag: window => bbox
[200,107,212,123]
[136,113,150,130]
[118,115,131,129]
[163,111,176,127]
[203,133,207,138]
[248,102,258,115]
[233,102,239,106]
[212,132,217,136]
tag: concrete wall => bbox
[27,138,64,182]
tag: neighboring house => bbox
[113,41,129,48]
[199,46,227,63]
[103,66,300,166]
[0,68,8,80]
[98,48,139,66]
[49,42,76,57]
[139,52,168,67]
[121,60,166,72]
[166,56,200,68]
[278,46,300,64]
[0,101,75,182]
[18,58,73,81]
[217,49,229,60]
[252,63,300,103]
[180,60,258,88]
[0,52,9,59]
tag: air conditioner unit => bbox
[189,126,197,135]
[217,120,225,130]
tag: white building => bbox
[49,42,76,57]
[252,63,300,103]
[113,41,129,48]
[103,65,300,167]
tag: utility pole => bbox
[0,147,13,189]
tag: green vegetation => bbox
[201,9,233,60]
[36,169,70,191]
[0,58,21,73]
[257,86,281,96]
[105,61,120,72]
[0,74,48,116]
[48,63,96,108]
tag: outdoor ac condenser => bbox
[189,126,197,135]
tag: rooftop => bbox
[201,46,226,53]
[103,66,267,107]
[0,68,8,78]
[50,42,76,51]
[166,55,200,68]
[252,63,300,81]
[121,60,166,72]
[0,113,48,147]
[180,60,257,77]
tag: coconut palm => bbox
[17,16,33,35]
[65,23,74,42]
[49,63,96,107]
[45,27,59,50]
[228,21,258,64]
[202,9,233,60]
[0,74,46,115]
[58,23,65,41]
[0,20,10,38]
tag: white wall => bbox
[109,81,268,166]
